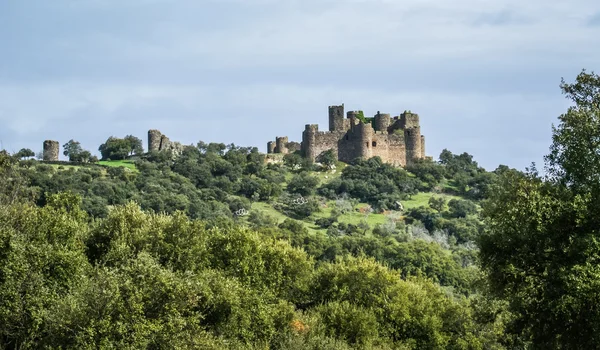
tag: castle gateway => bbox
[267,104,426,167]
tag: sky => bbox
[1,0,599,170]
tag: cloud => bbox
[0,0,599,169]
[587,12,600,26]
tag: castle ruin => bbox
[267,104,427,167]
[42,140,59,161]
[148,129,185,156]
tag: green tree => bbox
[316,149,337,169]
[99,137,131,160]
[124,135,144,156]
[63,139,84,161]
[15,148,35,159]
[428,196,446,212]
[479,70,600,348]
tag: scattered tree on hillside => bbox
[428,196,446,212]
[316,149,337,169]
[63,139,93,162]
[15,148,35,159]
[99,135,143,160]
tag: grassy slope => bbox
[98,160,137,171]
[252,162,464,235]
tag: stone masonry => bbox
[43,140,59,161]
[268,104,427,167]
[147,129,185,156]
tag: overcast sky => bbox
[1,0,599,170]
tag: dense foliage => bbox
[479,69,600,349]
[11,69,600,347]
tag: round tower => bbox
[357,122,374,159]
[42,140,59,161]
[404,126,422,165]
[374,112,391,132]
[148,129,162,152]
[275,136,289,154]
[347,111,361,131]
[302,124,318,161]
[267,141,276,154]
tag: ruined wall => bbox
[286,141,301,153]
[147,129,184,156]
[420,135,426,158]
[43,140,59,161]
[386,133,407,166]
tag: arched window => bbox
[372,141,377,147]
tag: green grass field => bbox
[250,189,465,236]
[98,160,137,171]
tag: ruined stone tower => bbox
[42,140,59,161]
[269,104,428,167]
[147,129,185,156]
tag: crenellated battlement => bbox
[267,103,426,167]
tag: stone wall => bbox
[273,103,427,167]
[286,141,301,153]
[43,140,59,161]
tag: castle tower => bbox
[148,129,163,152]
[267,141,276,154]
[329,104,345,132]
[347,111,361,131]
[356,122,374,159]
[405,126,422,165]
[420,135,426,158]
[374,112,391,132]
[302,124,318,161]
[42,140,59,161]
[275,136,289,154]
[399,111,420,129]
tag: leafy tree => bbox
[63,139,84,161]
[480,70,600,348]
[287,172,319,197]
[15,148,35,159]
[447,198,478,218]
[284,152,303,170]
[428,196,446,212]
[124,134,144,155]
[316,149,337,169]
[99,136,133,160]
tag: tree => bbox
[15,148,35,159]
[316,149,337,169]
[124,135,144,156]
[479,70,600,348]
[99,137,131,160]
[63,139,84,161]
[428,196,446,212]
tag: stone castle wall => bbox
[270,104,427,167]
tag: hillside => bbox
[0,143,505,349]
